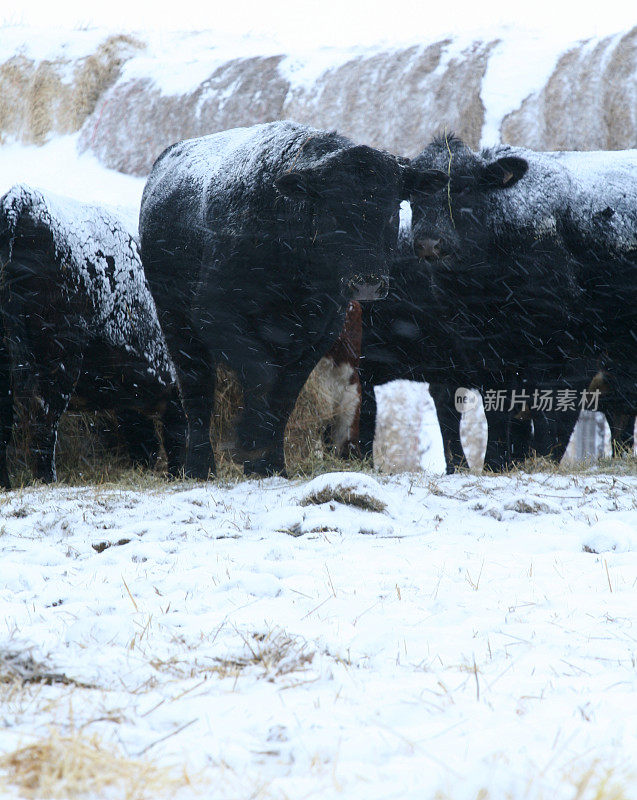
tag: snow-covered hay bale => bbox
[77,26,637,175]
[281,39,494,160]
[80,41,495,176]
[502,26,637,151]
[2,27,637,172]
[81,55,290,176]
[297,471,389,512]
[373,381,445,474]
[0,34,142,145]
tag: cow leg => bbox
[160,317,215,479]
[529,405,581,463]
[483,409,512,472]
[117,409,158,468]
[528,411,553,458]
[181,367,216,479]
[357,372,378,459]
[549,408,581,462]
[429,383,464,474]
[0,341,14,489]
[31,360,81,483]
[234,359,287,477]
[607,411,635,456]
[508,412,533,463]
[238,351,325,477]
[326,369,361,459]
[161,395,188,476]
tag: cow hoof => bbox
[243,457,285,478]
[35,472,57,484]
[166,464,185,480]
[183,457,215,480]
[184,466,215,480]
[338,442,362,460]
[183,444,215,479]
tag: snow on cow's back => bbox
[476,144,637,251]
[550,149,637,253]
[477,144,579,238]
[141,120,352,217]
[552,148,637,184]
[1,183,174,385]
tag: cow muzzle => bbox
[344,274,390,302]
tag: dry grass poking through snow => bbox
[566,765,632,800]
[492,453,637,478]
[152,627,315,684]
[0,727,193,800]
[215,628,315,681]
[299,473,388,512]
[0,651,95,689]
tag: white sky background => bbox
[4,0,636,48]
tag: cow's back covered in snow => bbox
[0,184,184,486]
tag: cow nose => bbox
[415,238,441,260]
[344,275,390,302]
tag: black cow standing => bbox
[139,120,447,478]
[0,184,185,488]
[358,231,488,472]
[402,134,636,470]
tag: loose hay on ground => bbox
[0,727,192,799]
[298,472,389,512]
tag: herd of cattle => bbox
[0,120,635,486]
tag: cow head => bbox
[274,145,447,302]
[409,134,528,262]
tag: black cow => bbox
[403,134,636,470]
[358,233,486,471]
[0,184,185,488]
[139,121,447,478]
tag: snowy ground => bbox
[1,469,636,799]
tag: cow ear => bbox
[481,156,528,189]
[274,170,321,200]
[402,166,448,200]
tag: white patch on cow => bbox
[313,357,359,452]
